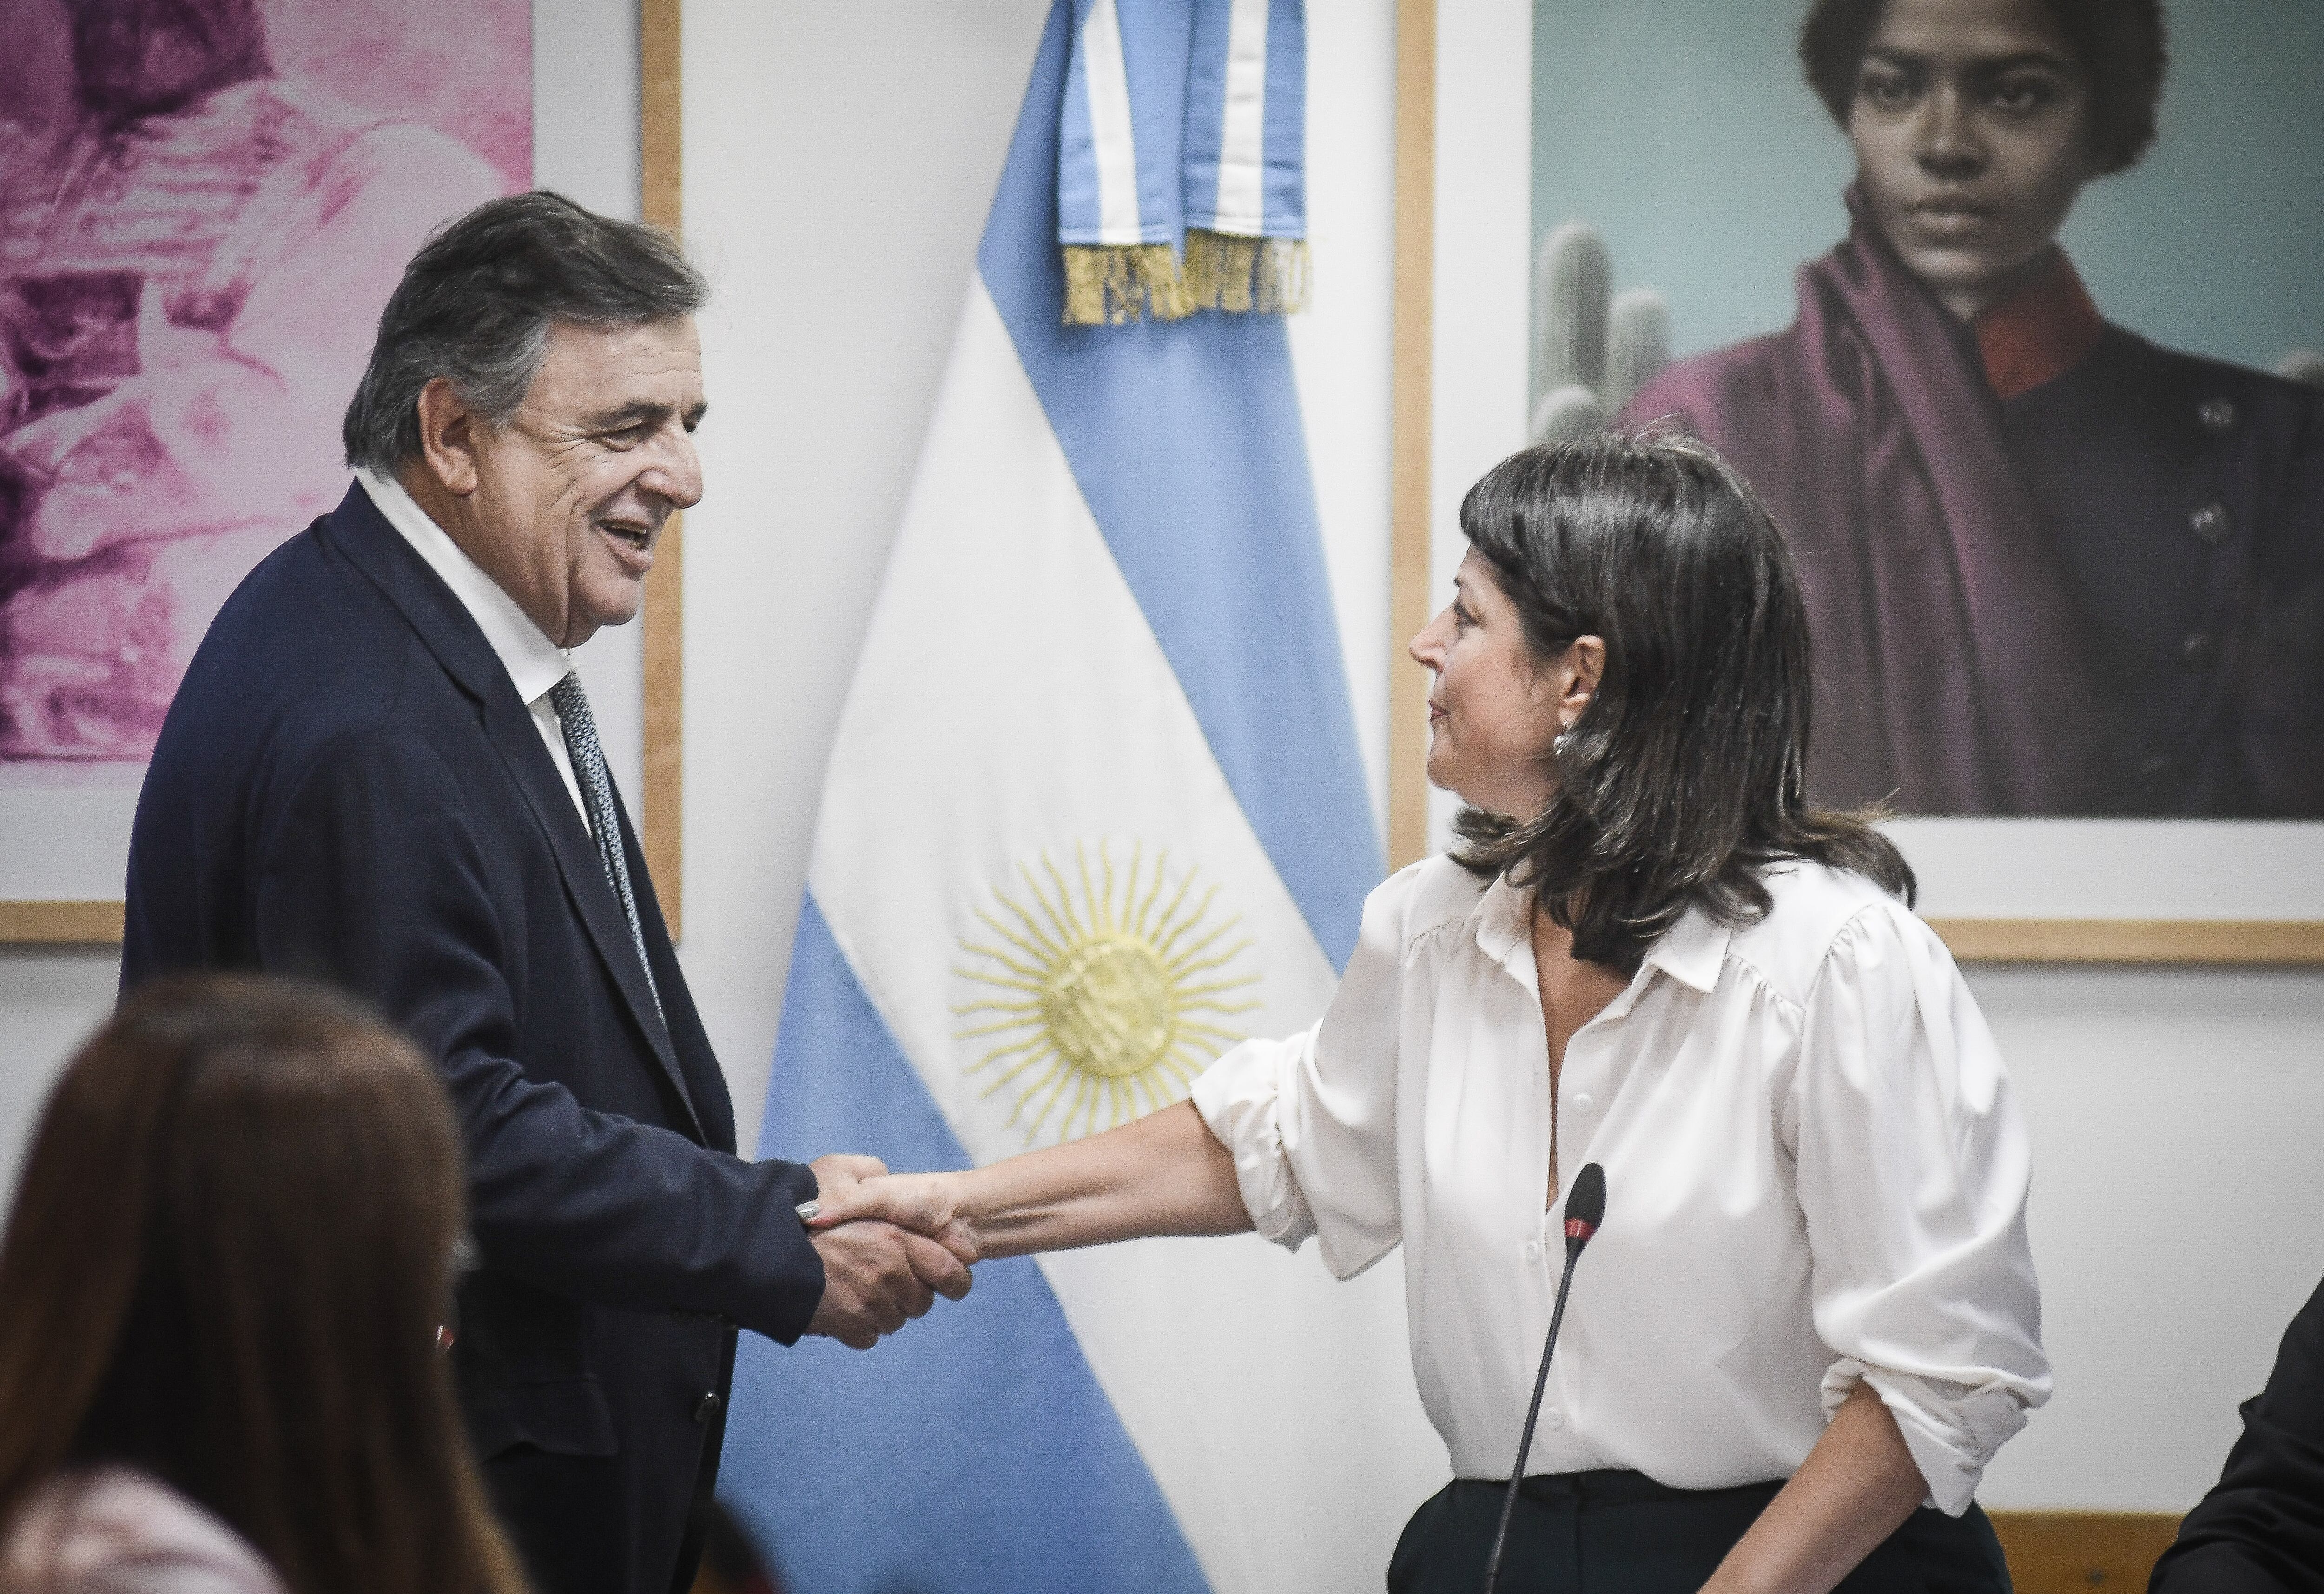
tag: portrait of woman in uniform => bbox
[1531,0,2324,819]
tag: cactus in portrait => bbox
[1606,289,1670,415]
[1528,221,1670,446]
[1534,222,1610,398]
[1530,384,1608,446]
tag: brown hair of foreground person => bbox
[0,975,528,1594]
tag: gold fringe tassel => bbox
[1061,244,1195,326]
[1183,229,1312,315]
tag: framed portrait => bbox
[2,0,734,948]
[0,0,531,934]
[1393,0,2324,961]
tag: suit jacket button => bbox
[2190,503,2232,545]
[2179,632,2220,671]
[2199,398,2237,434]
[693,1391,722,1424]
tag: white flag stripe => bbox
[1080,0,1147,245]
[807,281,1444,1592]
[1211,0,1271,234]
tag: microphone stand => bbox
[1481,1164,1603,1594]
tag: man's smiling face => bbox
[459,316,706,648]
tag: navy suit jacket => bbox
[122,483,825,1594]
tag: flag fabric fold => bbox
[1059,0,1310,324]
[715,2,1441,1590]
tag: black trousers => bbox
[1388,1472,2012,1594]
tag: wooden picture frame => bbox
[639,0,686,939]
[1386,0,2324,966]
[2,0,687,947]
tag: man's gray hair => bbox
[343,192,708,473]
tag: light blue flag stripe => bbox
[1259,0,1306,235]
[983,0,1375,970]
[1182,0,1307,238]
[1059,0,1185,246]
[722,895,1212,1594]
[1179,0,1233,231]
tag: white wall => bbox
[5,0,2318,1524]
[1975,966,2324,1509]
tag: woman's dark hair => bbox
[343,190,707,473]
[1800,0,2168,176]
[1449,430,1914,971]
[0,976,527,1594]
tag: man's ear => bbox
[413,378,483,497]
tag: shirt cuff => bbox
[1189,1033,1318,1251]
[1822,1357,2031,1516]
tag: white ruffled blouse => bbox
[1190,854,2049,1515]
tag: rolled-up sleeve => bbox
[1791,902,2053,1515]
[1191,864,1418,1279]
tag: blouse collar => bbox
[1470,871,1732,996]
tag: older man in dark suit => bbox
[120,193,969,1594]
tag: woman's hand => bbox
[805,1102,1252,1263]
[807,1171,983,1268]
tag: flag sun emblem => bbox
[956,843,1261,1144]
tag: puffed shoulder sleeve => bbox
[1790,901,2053,1515]
[1189,865,1420,1280]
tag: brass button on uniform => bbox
[2190,503,2232,545]
[693,1391,722,1424]
[2199,398,2237,434]
[2180,632,2220,671]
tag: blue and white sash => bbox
[1058,0,1309,324]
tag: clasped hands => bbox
[800,1155,980,1350]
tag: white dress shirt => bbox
[1191,854,2049,1515]
[355,469,592,831]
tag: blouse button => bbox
[1545,1407,1565,1430]
[1572,1093,1594,1115]
[1524,1240,1543,1263]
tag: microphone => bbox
[1481,1162,1606,1594]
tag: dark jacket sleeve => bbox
[2151,1272,2324,1594]
[2241,392,2324,816]
[253,725,825,1344]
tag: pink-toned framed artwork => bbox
[2,0,531,931]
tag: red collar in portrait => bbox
[1974,251,2106,400]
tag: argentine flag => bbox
[719,3,1443,1588]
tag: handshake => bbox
[790,1100,1243,1349]
[796,1154,981,1350]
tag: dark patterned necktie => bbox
[549,671,663,1021]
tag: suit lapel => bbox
[319,486,704,1138]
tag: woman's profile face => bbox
[1408,548,1564,819]
[1848,0,2097,319]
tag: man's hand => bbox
[805,1221,971,1349]
[800,1154,973,1350]
[805,1171,982,1267]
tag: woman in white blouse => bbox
[814,431,2049,1593]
